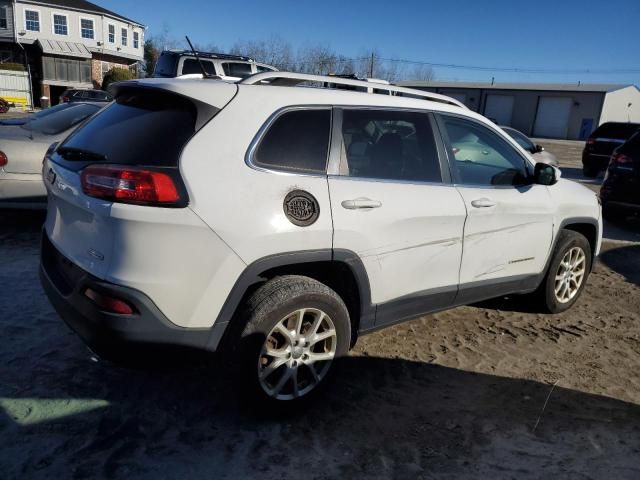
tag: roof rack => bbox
[166,49,253,62]
[240,72,467,108]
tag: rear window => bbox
[222,62,253,78]
[181,58,216,76]
[153,53,178,77]
[23,103,100,135]
[58,90,197,166]
[591,122,640,139]
[253,109,331,174]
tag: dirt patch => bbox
[1,205,640,478]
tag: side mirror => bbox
[535,144,544,153]
[534,162,560,185]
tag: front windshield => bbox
[504,128,534,151]
[21,104,100,135]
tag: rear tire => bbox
[230,275,351,406]
[536,230,592,314]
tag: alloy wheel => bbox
[258,308,337,400]
[554,246,586,304]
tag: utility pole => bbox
[369,52,374,78]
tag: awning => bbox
[37,39,92,59]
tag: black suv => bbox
[600,132,640,221]
[60,89,113,104]
[582,122,640,177]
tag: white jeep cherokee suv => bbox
[40,72,602,403]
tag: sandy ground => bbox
[1,141,640,479]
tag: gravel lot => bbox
[1,140,640,479]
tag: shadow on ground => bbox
[599,244,640,286]
[2,351,640,479]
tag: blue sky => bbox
[108,0,639,85]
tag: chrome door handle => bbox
[471,198,497,208]
[341,198,382,210]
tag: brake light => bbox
[85,288,134,315]
[0,150,7,167]
[81,165,180,206]
[586,138,595,146]
[610,152,633,169]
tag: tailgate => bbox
[42,81,237,281]
[44,158,115,279]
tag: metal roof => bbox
[21,0,143,26]
[397,81,634,93]
[37,39,92,59]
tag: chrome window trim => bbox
[245,105,333,178]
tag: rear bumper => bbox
[0,172,47,205]
[40,232,227,357]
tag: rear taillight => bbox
[85,288,134,315]
[0,150,7,167]
[610,152,633,169]
[80,164,181,206]
[586,138,595,146]
[60,97,69,103]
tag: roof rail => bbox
[240,72,467,108]
[166,49,253,62]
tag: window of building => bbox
[254,109,331,174]
[25,10,40,32]
[80,18,94,39]
[53,14,68,35]
[121,28,128,46]
[101,61,110,79]
[0,7,8,29]
[42,56,91,84]
[133,31,139,49]
[339,109,442,183]
[108,24,115,43]
[439,115,529,186]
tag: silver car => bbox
[501,126,559,167]
[0,102,102,208]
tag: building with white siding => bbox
[0,0,144,107]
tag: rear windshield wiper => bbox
[57,146,107,162]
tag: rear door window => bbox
[339,109,442,183]
[57,90,197,166]
[253,109,331,174]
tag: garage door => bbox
[483,95,514,125]
[533,97,572,138]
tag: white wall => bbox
[600,86,640,125]
[15,1,144,61]
[0,69,31,108]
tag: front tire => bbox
[232,275,351,405]
[538,230,592,313]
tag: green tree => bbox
[101,67,136,91]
